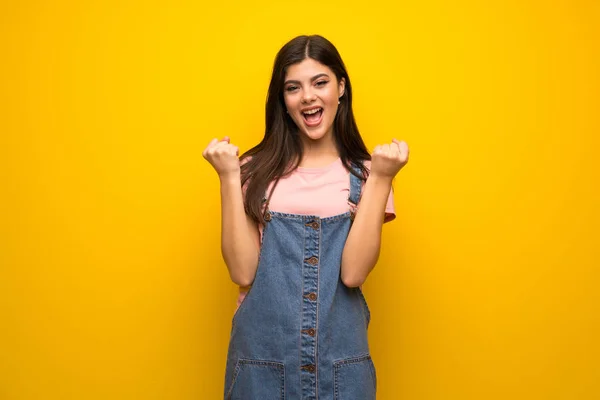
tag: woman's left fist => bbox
[370,139,409,179]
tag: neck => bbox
[299,133,339,168]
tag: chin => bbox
[299,121,334,142]
[303,128,330,142]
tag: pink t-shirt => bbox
[237,158,395,308]
[265,158,395,222]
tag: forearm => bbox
[341,174,392,287]
[220,173,260,286]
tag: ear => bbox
[338,77,346,98]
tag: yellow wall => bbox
[1,1,599,399]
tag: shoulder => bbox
[240,155,253,167]
[348,159,371,178]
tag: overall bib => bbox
[224,165,376,400]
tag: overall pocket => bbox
[225,359,285,400]
[333,354,377,400]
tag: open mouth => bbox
[302,107,323,127]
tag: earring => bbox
[338,100,340,104]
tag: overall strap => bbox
[348,162,364,207]
[262,177,281,222]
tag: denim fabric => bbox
[224,164,376,400]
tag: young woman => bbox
[203,34,409,399]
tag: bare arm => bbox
[204,137,260,286]
[219,173,260,286]
[341,175,392,287]
[341,139,409,287]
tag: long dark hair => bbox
[241,35,371,223]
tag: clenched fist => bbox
[202,136,241,178]
[370,138,409,179]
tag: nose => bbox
[301,88,316,104]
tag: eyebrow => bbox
[284,73,330,85]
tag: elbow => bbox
[229,261,257,287]
[231,272,255,287]
[341,271,366,288]
[227,257,258,287]
[340,252,378,288]
[222,246,259,287]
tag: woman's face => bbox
[283,58,345,143]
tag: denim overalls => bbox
[224,164,376,400]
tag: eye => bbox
[316,80,329,87]
[285,85,298,92]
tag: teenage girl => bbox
[203,35,409,400]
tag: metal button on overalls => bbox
[224,163,376,400]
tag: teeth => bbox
[303,108,322,115]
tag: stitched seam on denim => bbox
[333,356,375,399]
[226,359,285,399]
[267,210,352,222]
[368,358,376,392]
[225,359,242,399]
[334,364,338,400]
[280,365,285,400]
[238,359,284,367]
[315,219,321,400]
[333,353,371,366]
[298,224,305,397]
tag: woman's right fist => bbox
[202,137,241,177]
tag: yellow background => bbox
[1,1,599,399]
